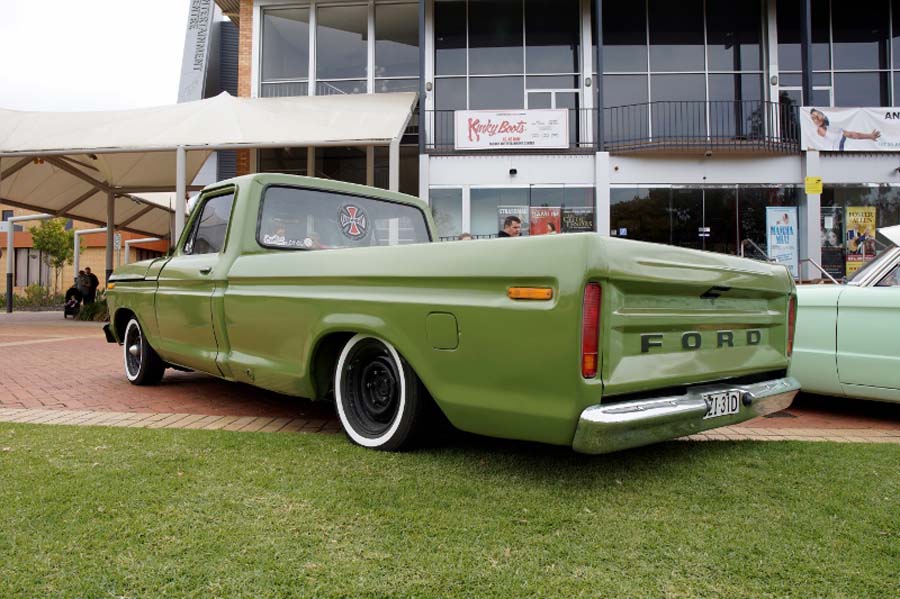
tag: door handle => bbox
[199,267,212,275]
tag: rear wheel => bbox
[334,334,426,451]
[123,318,165,385]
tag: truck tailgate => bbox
[591,238,793,398]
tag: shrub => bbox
[12,284,65,310]
[78,298,109,322]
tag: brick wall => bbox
[0,205,168,295]
[236,0,254,176]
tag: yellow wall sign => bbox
[805,176,823,194]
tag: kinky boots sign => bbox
[454,110,569,150]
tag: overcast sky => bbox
[0,0,192,112]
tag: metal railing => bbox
[603,100,799,153]
[423,101,800,154]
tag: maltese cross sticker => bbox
[339,204,368,239]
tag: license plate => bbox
[702,390,741,420]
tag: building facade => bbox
[209,0,900,280]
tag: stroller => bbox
[63,287,82,319]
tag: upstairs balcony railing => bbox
[423,100,800,154]
[603,100,800,153]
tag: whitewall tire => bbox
[123,318,165,386]
[334,334,425,451]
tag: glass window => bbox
[648,0,705,72]
[261,9,310,81]
[184,192,235,255]
[708,75,764,138]
[435,0,467,76]
[525,0,579,74]
[603,0,648,72]
[610,188,671,245]
[526,75,579,89]
[834,72,890,106]
[259,148,308,176]
[429,188,464,239]
[316,5,368,80]
[468,0,524,75]
[469,77,524,109]
[434,77,467,110]
[650,74,706,137]
[374,145,420,196]
[317,80,367,95]
[604,75,649,141]
[777,0,830,71]
[315,147,367,185]
[470,188,529,236]
[822,186,900,278]
[374,79,420,93]
[832,0,889,70]
[375,3,419,78]
[258,186,430,250]
[706,0,762,72]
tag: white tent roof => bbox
[0,92,418,238]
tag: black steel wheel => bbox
[123,317,165,386]
[334,334,426,451]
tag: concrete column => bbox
[800,150,822,281]
[595,152,611,236]
[106,191,115,284]
[366,146,375,186]
[418,153,429,200]
[175,146,186,243]
[307,147,316,177]
[389,139,401,192]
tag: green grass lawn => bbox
[1,424,898,598]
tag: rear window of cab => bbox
[257,185,431,250]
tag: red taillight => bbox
[581,283,601,378]
[787,295,797,357]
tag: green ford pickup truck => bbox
[105,173,799,453]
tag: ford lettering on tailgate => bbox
[640,330,763,354]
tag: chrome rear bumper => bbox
[572,376,799,454]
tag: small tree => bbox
[30,219,76,294]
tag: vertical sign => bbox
[178,0,215,103]
[766,207,799,278]
[845,206,877,277]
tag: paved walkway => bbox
[2,311,900,444]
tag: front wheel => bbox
[123,318,165,385]
[334,334,426,451]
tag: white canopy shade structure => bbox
[0,91,418,311]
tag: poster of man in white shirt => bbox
[800,107,894,151]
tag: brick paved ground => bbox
[2,311,900,443]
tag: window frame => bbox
[181,187,238,256]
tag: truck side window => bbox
[258,186,430,250]
[184,192,235,255]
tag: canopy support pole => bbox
[106,191,115,284]
[6,213,52,313]
[388,139,400,192]
[175,146,186,243]
[74,227,106,285]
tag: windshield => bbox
[258,185,431,250]
[847,248,898,284]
